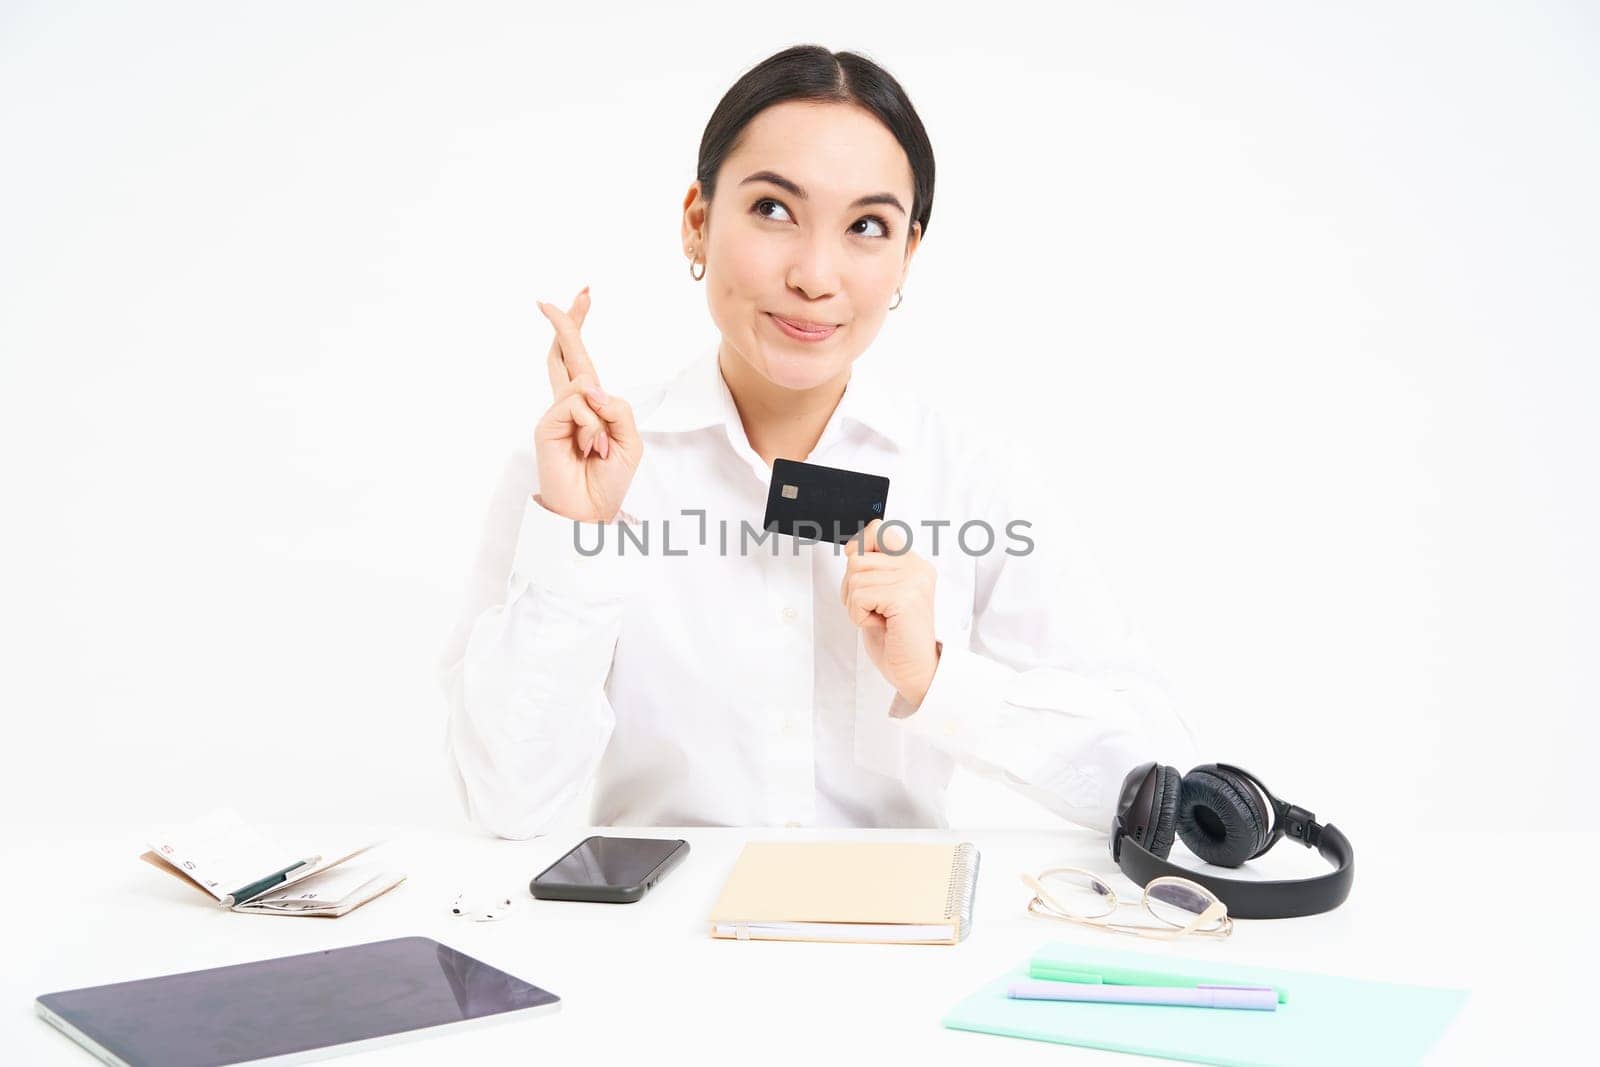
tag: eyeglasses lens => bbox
[1037,870,1117,919]
[1146,879,1226,931]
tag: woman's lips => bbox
[767,312,839,342]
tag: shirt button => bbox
[781,606,797,621]
[781,719,797,737]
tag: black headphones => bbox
[1111,761,1355,919]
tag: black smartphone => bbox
[529,835,690,903]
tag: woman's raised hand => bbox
[532,287,643,522]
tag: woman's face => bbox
[682,100,921,392]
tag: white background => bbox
[2,1,1595,840]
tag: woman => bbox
[438,45,1198,839]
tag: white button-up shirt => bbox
[438,346,1198,838]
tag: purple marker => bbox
[1007,978,1278,1011]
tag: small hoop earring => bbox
[689,254,705,281]
[889,288,902,310]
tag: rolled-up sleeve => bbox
[891,450,1200,831]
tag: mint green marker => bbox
[1029,960,1289,1004]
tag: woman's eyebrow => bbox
[738,170,906,216]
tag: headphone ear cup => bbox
[1144,764,1183,860]
[1177,765,1270,868]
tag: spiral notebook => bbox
[708,841,980,945]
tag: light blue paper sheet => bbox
[942,942,1468,1066]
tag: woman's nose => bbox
[785,234,842,298]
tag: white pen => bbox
[1007,978,1278,1011]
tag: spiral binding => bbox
[944,842,982,942]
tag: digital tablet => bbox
[35,935,559,1066]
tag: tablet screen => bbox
[36,936,558,1067]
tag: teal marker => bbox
[1029,960,1289,1004]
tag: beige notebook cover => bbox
[708,841,980,945]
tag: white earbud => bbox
[449,890,516,922]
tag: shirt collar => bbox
[638,346,909,451]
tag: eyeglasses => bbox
[1021,866,1233,940]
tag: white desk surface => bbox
[4,824,1590,1065]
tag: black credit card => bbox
[763,458,890,544]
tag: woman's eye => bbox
[752,198,892,240]
[753,197,793,223]
[853,215,891,239]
